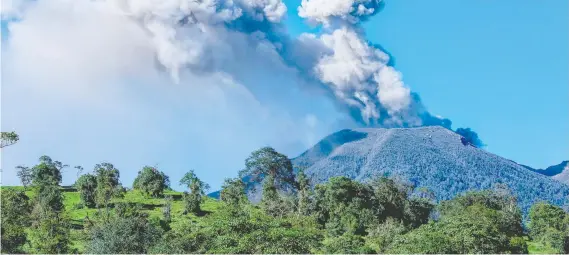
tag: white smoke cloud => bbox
[298,0,380,26]
[0,0,339,187]
[1,0,453,187]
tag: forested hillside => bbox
[3,148,569,254]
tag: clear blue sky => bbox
[284,0,569,169]
[1,0,567,191]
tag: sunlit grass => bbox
[2,186,221,253]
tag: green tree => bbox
[133,166,170,197]
[260,175,295,217]
[389,190,527,254]
[239,147,296,193]
[313,176,375,236]
[1,189,32,253]
[29,185,70,254]
[75,173,98,208]
[528,202,569,253]
[365,217,407,253]
[0,131,19,148]
[296,169,312,216]
[219,177,247,209]
[180,170,210,214]
[22,155,66,187]
[94,162,122,209]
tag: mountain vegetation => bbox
[2,147,569,254]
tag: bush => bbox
[86,216,162,254]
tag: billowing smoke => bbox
[456,128,484,148]
[2,0,480,151]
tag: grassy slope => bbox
[2,186,221,253]
[1,186,560,254]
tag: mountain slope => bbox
[293,126,568,213]
[531,161,568,176]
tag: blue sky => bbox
[1,0,567,191]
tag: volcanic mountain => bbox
[211,126,569,213]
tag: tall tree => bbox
[94,162,123,220]
[29,185,70,253]
[180,170,210,214]
[296,169,312,216]
[15,165,32,189]
[239,147,296,198]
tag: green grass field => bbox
[2,186,221,253]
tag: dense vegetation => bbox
[2,146,569,254]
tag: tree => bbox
[220,177,247,209]
[239,147,296,194]
[389,190,527,254]
[75,173,98,208]
[16,165,32,188]
[23,155,66,187]
[180,170,210,214]
[0,131,19,148]
[296,169,312,216]
[260,175,294,217]
[313,176,375,236]
[29,185,70,254]
[1,189,32,253]
[162,195,173,224]
[94,162,122,209]
[528,202,569,253]
[133,166,170,197]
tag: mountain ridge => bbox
[210,126,569,213]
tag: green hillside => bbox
[2,152,568,254]
[1,186,221,253]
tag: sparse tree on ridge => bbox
[180,170,210,214]
[133,166,170,197]
[0,131,19,148]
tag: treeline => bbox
[2,147,569,254]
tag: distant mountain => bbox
[210,127,569,213]
[531,161,569,176]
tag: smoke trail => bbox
[2,0,474,133]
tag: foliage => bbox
[75,174,98,208]
[219,177,247,209]
[86,215,162,254]
[16,165,32,188]
[94,162,122,208]
[239,147,296,191]
[180,170,209,214]
[0,131,19,148]
[29,185,70,254]
[528,202,569,253]
[20,155,66,187]
[260,175,295,217]
[296,169,312,216]
[389,190,527,254]
[133,166,170,197]
[1,189,32,253]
